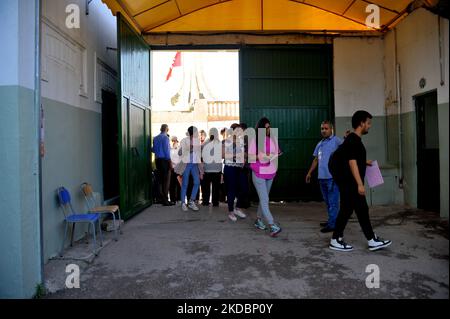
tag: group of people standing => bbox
[152,110,393,251]
[152,117,283,237]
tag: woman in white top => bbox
[222,123,247,222]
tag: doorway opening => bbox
[101,89,119,202]
[415,90,440,213]
[150,50,240,147]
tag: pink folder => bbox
[365,160,384,188]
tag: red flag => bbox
[165,52,181,81]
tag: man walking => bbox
[329,111,392,252]
[152,124,174,206]
[306,120,342,233]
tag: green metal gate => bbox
[117,14,152,219]
[240,46,334,201]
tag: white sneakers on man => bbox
[368,235,392,251]
[329,238,354,252]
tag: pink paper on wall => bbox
[366,160,384,188]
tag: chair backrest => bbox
[57,187,75,217]
[81,182,97,210]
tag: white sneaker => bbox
[188,200,199,211]
[329,238,353,252]
[233,208,246,219]
[228,213,237,222]
[368,234,392,251]
[181,203,188,212]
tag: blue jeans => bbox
[180,163,200,204]
[319,179,340,228]
[252,172,274,225]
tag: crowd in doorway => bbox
[152,111,392,252]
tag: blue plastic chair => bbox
[57,187,103,256]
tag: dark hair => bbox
[256,117,270,130]
[321,120,333,128]
[239,123,248,130]
[351,110,372,129]
[230,123,240,130]
[160,124,168,132]
[255,117,271,153]
[187,126,196,136]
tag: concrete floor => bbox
[44,202,449,299]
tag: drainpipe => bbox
[35,0,44,284]
[394,28,404,188]
[438,16,445,86]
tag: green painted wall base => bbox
[0,85,42,298]
[438,103,449,218]
[41,97,103,261]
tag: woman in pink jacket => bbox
[248,117,283,237]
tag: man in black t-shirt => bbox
[329,110,392,252]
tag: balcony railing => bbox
[207,101,239,121]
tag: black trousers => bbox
[169,169,180,202]
[332,182,375,240]
[155,158,171,204]
[236,166,250,209]
[201,172,221,205]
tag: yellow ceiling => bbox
[102,0,415,34]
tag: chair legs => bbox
[109,212,118,241]
[60,221,69,257]
[61,220,102,257]
[70,223,76,247]
[90,222,98,255]
[98,219,103,247]
[117,208,123,235]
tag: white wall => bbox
[0,1,19,86]
[392,9,447,113]
[383,8,449,217]
[333,37,385,117]
[41,0,117,113]
[0,0,36,90]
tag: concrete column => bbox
[0,0,42,298]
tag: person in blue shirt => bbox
[152,124,174,206]
[306,121,345,233]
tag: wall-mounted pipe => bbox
[35,0,44,285]
[438,16,445,86]
[394,28,404,188]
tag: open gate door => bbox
[117,14,152,219]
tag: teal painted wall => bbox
[438,103,449,218]
[41,98,103,261]
[0,86,42,298]
[401,111,417,208]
